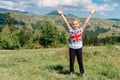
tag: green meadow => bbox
[0,45,120,80]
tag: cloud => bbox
[0,0,119,13]
[34,0,119,12]
[95,3,118,12]
[0,0,30,11]
[100,12,108,17]
[35,0,93,9]
[104,0,120,2]
[112,3,119,7]
[34,0,80,8]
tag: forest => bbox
[0,12,120,49]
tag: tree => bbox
[0,26,20,49]
[58,31,67,45]
[6,13,15,33]
[39,21,58,47]
[17,30,33,47]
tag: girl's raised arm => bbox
[82,9,96,30]
[57,9,71,31]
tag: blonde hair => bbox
[72,19,80,24]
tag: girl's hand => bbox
[57,9,63,15]
[90,9,96,15]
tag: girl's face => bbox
[72,20,79,30]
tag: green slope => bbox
[0,12,120,38]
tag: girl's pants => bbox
[69,47,84,74]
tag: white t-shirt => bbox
[69,28,83,49]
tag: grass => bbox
[0,45,120,80]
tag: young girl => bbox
[57,9,96,77]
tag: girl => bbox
[57,9,96,77]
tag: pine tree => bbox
[6,12,15,33]
[39,21,58,47]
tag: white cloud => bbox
[95,4,113,12]
[0,0,30,11]
[0,0,119,13]
[100,12,108,16]
[104,0,109,2]
[112,3,119,7]
[35,0,80,8]
[104,0,120,2]
[33,0,119,12]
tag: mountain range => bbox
[107,18,120,21]
[47,10,75,17]
[0,8,75,17]
[0,8,120,21]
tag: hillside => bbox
[7,12,120,38]
[0,12,120,49]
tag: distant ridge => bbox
[0,8,29,14]
[107,18,120,21]
[47,10,75,17]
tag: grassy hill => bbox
[0,12,120,36]
[12,12,120,37]
[0,45,119,80]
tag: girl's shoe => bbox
[70,72,75,77]
[81,73,85,77]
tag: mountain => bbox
[47,10,59,15]
[47,10,75,17]
[107,18,120,21]
[0,8,29,14]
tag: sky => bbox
[0,0,120,19]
